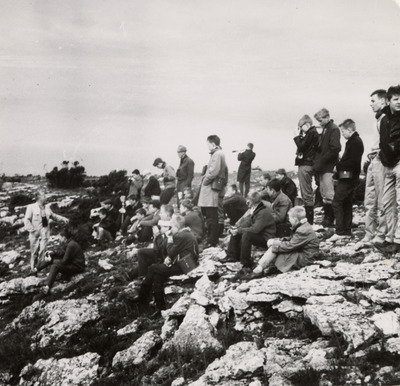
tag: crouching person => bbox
[247,206,319,279]
[137,214,198,317]
[36,228,85,294]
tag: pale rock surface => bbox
[98,259,113,270]
[117,320,139,336]
[372,311,400,336]
[19,352,100,386]
[165,284,186,295]
[0,215,17,225]
[272,300,303,317]
[333,261,395,284]
[0,276,42,299]
[268,374,294,386]
[304,295,377,349]
[10,299,100,348]
[112,330,162,368]
[218,289,249,313]
[189,342,265,385]
[190,274,215,307]
[0,250,20,265]
[363,286,400,306]
[385,337,400,354]
[162,294,192,318]
[165,304,222,352]
[160,317,178,341]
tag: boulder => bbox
[117,320,139,336]
[19,352,100,386]
[112,330,162,368]
[333,261,395,284]
[0,250,20,265]
[0,276,42,299]
[189,342,265,385]
[304,295,377,349]
[372,311,400,336]
[362,286,400,307]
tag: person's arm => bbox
[272,199,291,224]
[239,210,274,234]
[293,130,318,153]
[185,159,195,187]
[337,138,364,171]
[166,233,185,261]
[24,205,35,233]
[202,152,222,186]
[48,206,68,223]
[62,242,74,263]
[140,214,160,227]
[272,227,315,253]
[320,128,341,164]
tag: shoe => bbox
[327,234,348,243]
[373,241,392,255]
[204,242,217,249]
[220,254,238,263]
[233,267,252,280]
[392,243,400,255]
[242,271,263,281]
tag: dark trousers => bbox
[160,187,175,205]
[137,248,161,277]
[227,231,268,268]
[201,207,219,246]
[239,176,251,197]
[332,179,357,235]
[142,263,183,293]
[37,259,84,289]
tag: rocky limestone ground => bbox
[0,182,400,385]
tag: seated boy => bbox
[246,206,319,279]
[94,208,117,242]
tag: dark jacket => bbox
[272,191,292,224]
[153,233,169,262]
[62,239,85,270]
[380,106,400,167]
[99,214,117,238]
[237,202,276,242]
[223,193,248,224]
[314,120,341,173]
[237,149,256,182]
[143,176,161,197]
[336,131,364,179]
[184,209,204,241]
[167,228,199,263]
[294,127,319,166]
[280,176,297,204]
[176,154,195,191]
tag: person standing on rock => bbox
[293,114,319,224]
[24,190,69,274]
[176,145,195,194]
[328,119,364,242]
[236,143,256,197]
[35,228,85,294]
[198,135,228,248]
[313,108,341,227]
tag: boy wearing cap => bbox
[176,145,195,193]
[236,143,256,197]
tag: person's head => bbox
[99,208,108,219]
[246,191,262,208]
[314,108,331,127]
[148,199,161,213]
[298,114,313,132]
[247,143,254,150]
[59,228,73,242]
[226,184,239,197]
[275,168,286,180]
[177,145,187,159]
[262,172,271,183]
[170,214,186,235]
[101,199,113,211]
[183,187,193,199]
[135,207,146,219]
[180,199,194,213]
[126,194,138,206]
[207,135,221,151]
[142,170,152,180]
[266,178,282,200]
[153,158,164,169]
[387,85,400,114]
[288,206,306,227]
[36,190,46,206]
[141,196,151,210]
[339,119,357,140]
[159,204,174,220]
[370,89,387,113]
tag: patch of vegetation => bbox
[45,161,86,189]
[8,193,34,212]
[290,367,321,385]
[93,169,128,196]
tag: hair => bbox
[99,208,108,216]
[247,143,254,150]
[262,172,271,180]
[149,200,161,210]
[207,135,221,146]
[370,89,387,99]
[267,178,282,192]
[229,184,239,192]
[314,108,330,119]
[171,214,186,229]
[60,228,73,239]
[387,85,400,101]
[127,194,138,201]
[161,204,174,218]
[247,191,262,205]
[298,114,313,127]
[132,169,140,175]
[339,119,356,131]
[36,190,46,200]
[181,199,194,210]
[288,206,306,221]
[135,208,146,216]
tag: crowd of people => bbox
[23,84,400,315]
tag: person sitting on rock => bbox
[125,208,148,245]
[116,195,143,235]
[93,208,117,242]
[223,191,276,274]
[246,206,319,279]
[35,228,85,294]
[127,169,143,199]
[275,169,298,206]
[138,199,162,241]
[223,184,249,225]
[137,214,198,316]
[265,179,293,237]
[180,198,204,242]
[258,172,272,200]
[24,190,69,274]
[153,158,176,204]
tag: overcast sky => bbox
[1,0,400,176]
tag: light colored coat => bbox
[24,202,67,236]
[198,148,227,207]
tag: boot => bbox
[138,283,152,304]
[153,290,166,311]
[218,223,225,237]
[322,204,334,227]
[305,206,314,225]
